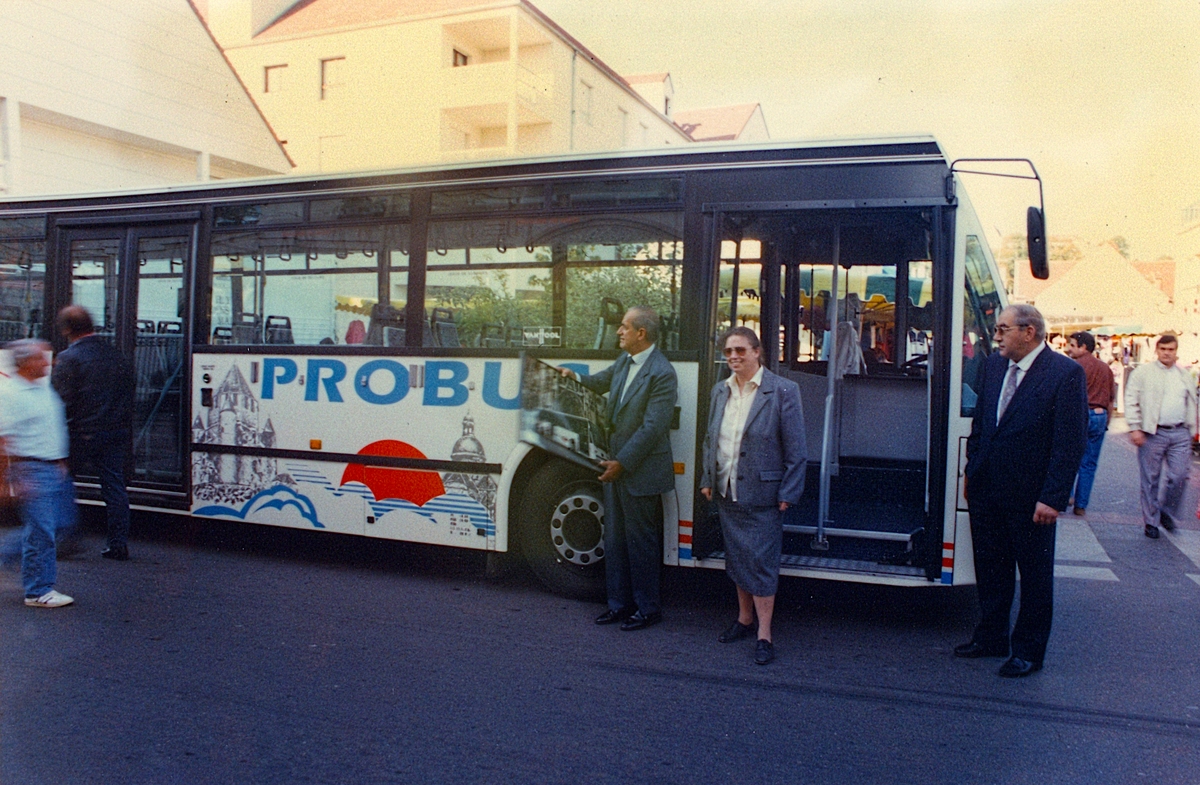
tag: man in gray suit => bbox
[565,306,677,630]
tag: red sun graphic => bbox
[340,440,445,505]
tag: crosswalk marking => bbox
[1164,529,1200,571]
[1054,564,1119,581]
[1188,575,1200,588]
[1056,519,1112,563]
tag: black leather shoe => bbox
[718,620,755,643]
[619,611,662,631]
[1145,524,1161,539]
[1161,511,1176,532]
[997,656,1042,678]
[594,607,634,625]
[953,641,1008,659]
[754,639,774,665]
[100,546,129,561]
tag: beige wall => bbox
[219,3,687,173]
[0,0,290,195]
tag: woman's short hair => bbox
[719,325,761,351]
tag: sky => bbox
[534,0,1200,261]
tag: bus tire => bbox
[517,460,606,601]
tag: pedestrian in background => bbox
[0,339,77,608]
[52,306,136,560]
[699,327,806,666]
[957,305,1087,677]
[1065,331,1115,516]
[1124,333,1197,539]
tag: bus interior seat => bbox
[157,321,182,335]
[0,320,26,341]
[212,326,233,345]
[365,303,404,345]
[422,320,435,347]
[593,297,624,350]
[384,326,406,347]
[479,323,505,348]
[264,314,294,344]
[136,319,156,334]
[506,326,525,347]
[232,315,262,344]
[430,307,460,348]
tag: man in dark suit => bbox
[957,304,1087,677]
[566,306,677,630]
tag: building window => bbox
[320,56,345,100]
[453,49,469,67]
[264,64,287,93]
[579,81,593,126]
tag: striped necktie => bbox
[997,363,1019,423]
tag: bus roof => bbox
[0,134,947,213]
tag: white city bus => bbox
[0,137,1036,597]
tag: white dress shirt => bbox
[997,342,1046,425]
[715,366,764,502]
[618,344,655,402]
[1158,362,1189,426]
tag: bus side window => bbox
[210,226,406,346]
[961,235,1000,417]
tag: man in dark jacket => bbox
[957,304,1087,677]
[52,306,136,560]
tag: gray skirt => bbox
[716,494,782,596]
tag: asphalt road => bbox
[2,425,1200,784]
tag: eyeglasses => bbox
[993,323,1029,336]
[723,346,751,356]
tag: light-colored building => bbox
[674,103,769,143]
[0,0,291,196]
[199,0,692,172]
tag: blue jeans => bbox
[1071,410,1109,510]
[1,461,78,598]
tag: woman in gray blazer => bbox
[700,327,807,665]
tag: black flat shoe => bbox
[619,611,662,631]
[1145,524,1161,539]
[595,607,634,625]
[754,639,774,665]
[997,656,1042,678]
[100,546,129,561]
[1161,511,1176,532]
[718,620,755,643]
[953,641,1008,659]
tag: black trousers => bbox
[603,480,663,615]
[969,504,1057,664]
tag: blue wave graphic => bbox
[195,486,325,529]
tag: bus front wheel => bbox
[518,461,606,601]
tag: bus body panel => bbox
[189,351,699,555]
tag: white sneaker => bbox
[25,590,74,608]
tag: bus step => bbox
[781,524,920,543]
[701,551,928,579]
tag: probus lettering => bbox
[256,358,532,409]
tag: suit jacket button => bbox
[737,475,743,480]
[740,452,746,457]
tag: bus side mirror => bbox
[1027,206,1048,280]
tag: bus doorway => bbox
[60,223,193,500]
[705,209,947,580]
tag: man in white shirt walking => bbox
[0,340,77,607]
[1125,333,1198,539]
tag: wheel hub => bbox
[550,491,604,566]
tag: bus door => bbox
[62,223,194,499]
[707,210,943,579]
